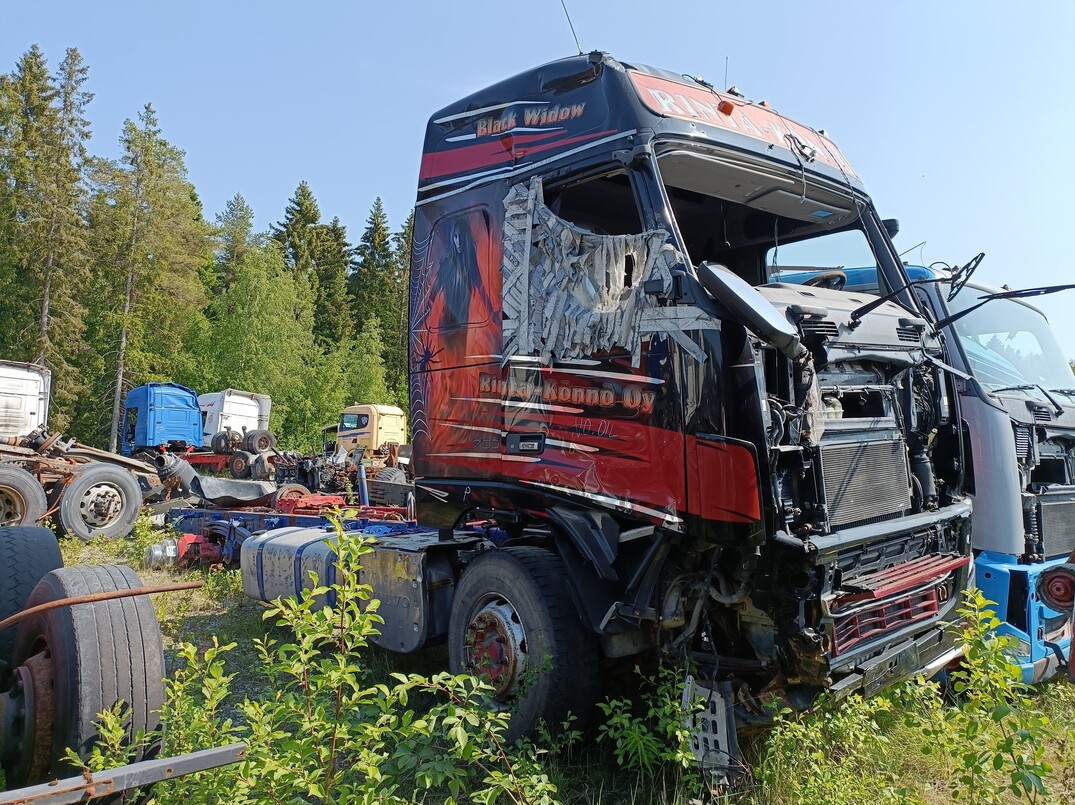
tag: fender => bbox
[546,505,620,581]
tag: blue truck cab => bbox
[774,264,1073,681]
[122,382,203,457]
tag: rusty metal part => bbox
[0,654,54,785]
[0,581,202,633]
[0,742,247,804]
[463,596,528,700]
[21,652,53,784]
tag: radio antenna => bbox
[560,0,583,54]
[724,56,729,89]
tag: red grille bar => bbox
[829,553,969,656]
[832,587,940,655]
[835,553,969,605]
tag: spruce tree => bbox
[214,192,258,291]
[84,104,210,450]
[0,46,93,430]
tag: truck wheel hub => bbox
[80,483,122,527]
[0,489,24,525]
[463,598,527,699]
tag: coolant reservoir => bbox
[822,395,843,421]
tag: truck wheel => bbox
[269,483,310,509]
[375,466,407,484]
[0,465,47,527]
[3,565,165,788]
[447,547,597,742]
[250,451,276,481]
[0,526,62,664]
[244,429,276,453]
[210,431,231,454]
[229,450,253,479]
[56,463,142,541]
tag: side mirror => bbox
[883,218,900,239]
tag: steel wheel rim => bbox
[462,592,529,703]
[0,486,26,526]
[78,482,124,528]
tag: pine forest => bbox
[0,45,411,452]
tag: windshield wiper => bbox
[1048,388,1075,397]
[934,283,1075,330]
[989,383,1064,415]
[848,277,947,328]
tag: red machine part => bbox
[1034,549,1075,682]
[176,532,223,568]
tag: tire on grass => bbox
[447,546,598,742]
[4,564,165,788]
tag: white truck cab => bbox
[0,360,51,438]
[197,389,271,442]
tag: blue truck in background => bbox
[121,382,203,457]
[773,263,1074,681]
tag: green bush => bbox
[74,515,559,804]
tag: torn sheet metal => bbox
[501,177,717,367]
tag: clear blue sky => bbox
[6,1,1075,353]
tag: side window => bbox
[502,172,679,363]
[544,169,644,236]
[429,209,493,332]
[125,407,138,444]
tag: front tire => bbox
[447,547,597,742]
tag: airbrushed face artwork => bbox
[409,195,504,479]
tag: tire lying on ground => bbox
[0,525,62,664]
[447,547,598,743]
[4,564,165,788]
[56,462,142,541]
[0,464,48,528]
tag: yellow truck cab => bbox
[336,404,407,458]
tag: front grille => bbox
[830,553,967,655]
[833,587,940,655]
[1040,499,1075,558]
[821,439,911,528]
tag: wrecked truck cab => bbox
[403,52,972,746]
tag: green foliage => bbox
[752,694,917,805]
[905,589,1054,804]
[596,664,700,779]
[72,516,559,804]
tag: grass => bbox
[49,519,1075,804]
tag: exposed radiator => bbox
[1040,499,1075,558]
[821,438,911,529]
